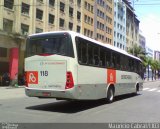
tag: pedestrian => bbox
[11,73,18,87]
[2,72,10,86]
[143,73,146,80]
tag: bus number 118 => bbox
[40,71,48,76]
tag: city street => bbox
[0,81,160,123]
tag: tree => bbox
[152,60,160,80]
[143,56,152,80]
[149,59,160,81]
[128,44,146,60]
[157,61,160,79]
[150,59,156,80]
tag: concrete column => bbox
[73,0,77,32]
[13,0,21,34]
[65,0,69,30]
[0,0,4,30]
[43,0,49,32]
[55,0,59,30]
[94,1,97,40]
[9,48,19,81]
[30,0,36,34]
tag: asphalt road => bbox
[0,81,160,123]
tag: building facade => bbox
[139,31,146,50]
[113,0,126,50]
[146,47,154,59]
[154,51,160,62]
[0,0,114,82]
[94,0,114,45]
[146,46,154,79]
[123,0,140,51]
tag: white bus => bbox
[25,31,143,102]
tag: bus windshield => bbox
[26,33,74,57]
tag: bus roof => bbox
[29,31,141,62]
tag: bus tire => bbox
[134,84,139,95]
[106,87,114,103]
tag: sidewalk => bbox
[0,86,26,100]
[143,78,160,83]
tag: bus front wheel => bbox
[106,87,114,103]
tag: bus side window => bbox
[133,59,135,72]
[136,60,140,73]
[88,44,94,65]
[81,40,87,64]
[93,46,99,66]
[112,52,116,68]
[121,55,126,70]
[106,49,111,68]
[116,54,120,69]
[76,37,87,64]
[124,56,129,71]
[76,37,81,63]
[129,58,134,72]
[100,48,106,67]
[128,58,132,71]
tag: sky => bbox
[133,0,160,51]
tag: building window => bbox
[36,28,43,33]
[0,47,7,57]
[69,7,73,17]
[77,11,81,21]
[21,24,29,35]
[77,0,81,6]
[85,2,87,9]
[69,0,73,3]
[4,0,14,10]
[3,19,13,32]
[49,0,55,6]
[69,22,73,30]
[84,28,87,35]
[91,6,93,13]
[49,14,55,24]
[36,9,43,20]
[37,0,43,3]
[21,3,30,15]
[60,2,65,12]
[77,26,81,33]
[84,15,87,23]
[91,18,93,25]
[59,18,65,28]
[85,2,93,13]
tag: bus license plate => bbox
[42,92,51,97]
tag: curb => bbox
[0,86,25,89]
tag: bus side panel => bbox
[76,65,141,100]
[77,65,107,100]
[115,71,143,95]
[115,71,135,95]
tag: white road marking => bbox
[143,88,150,91]
[148,88,157,91]
[157,90,160,92]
